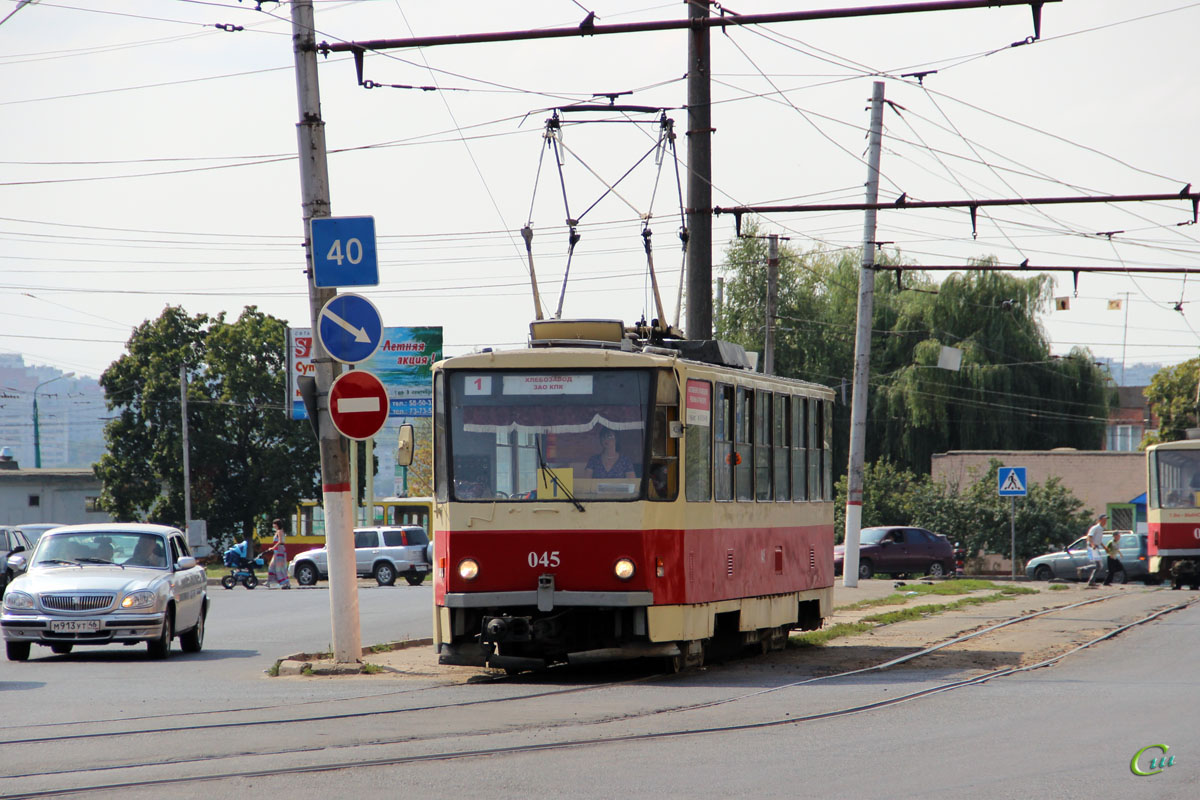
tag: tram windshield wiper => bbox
[536,434,585,512]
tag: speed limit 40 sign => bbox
[310,216,378,288]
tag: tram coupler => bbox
[482,615,534,644]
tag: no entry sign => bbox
[328,370,388,440]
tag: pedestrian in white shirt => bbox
[1083,512,1107,587]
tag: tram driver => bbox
[587,428,636,480]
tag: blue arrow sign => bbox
[318,294,383,364]
[998,467,1028,497]
[311,216,378,287]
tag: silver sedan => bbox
[1,523,208,661]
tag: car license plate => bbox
[50,619,100,633]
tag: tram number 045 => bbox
[528,551,561,568]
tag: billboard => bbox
[287,326,442,421]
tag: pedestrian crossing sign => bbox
[998,467,1027,497]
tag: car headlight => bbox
[3,591,35,610]
[457,559,479,581]
[614,558,636,581]
[121,590,157,610]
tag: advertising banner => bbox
[287,326,442,421]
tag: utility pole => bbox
[1115,291,1132,386]
[180,364,191,531]
[842,81,886,588]
[291,0,361,663]
[685,0,712,340]
[765,234,779,375]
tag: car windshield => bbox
[33,531,167,569]
[859,528,889,545]
[447,369,652,502]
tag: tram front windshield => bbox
[448,370,651,502]
[1153,448,1200,508]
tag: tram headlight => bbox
[458,558,480,581]
[614,558,636,581]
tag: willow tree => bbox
[717,222,1111,475]
[871,265,1111,471]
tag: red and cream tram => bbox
[425,320,835,671]
[1146,438,1200,590]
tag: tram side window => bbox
[792,395,807,501]
[735,387,754,501]
[434,373,448,502]
[774,393,790,501]
[649,408,679,502]
[823,399,834,501]
[714,384,734,502]
[808,397,820,501]
[755,390,772,501]
[684,379,712,502]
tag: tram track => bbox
[6,590,1194,799]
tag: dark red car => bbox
[834,526,956,579]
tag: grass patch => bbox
[266,660,281,677]
[791,583,1041,648]
[837,579,1015,611]
[300,663,313,676]
[790,621,875,647]
[365,642,395,654]
[1048,584,1070,591]
[361,663,384,674]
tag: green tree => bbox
[1143,359,1199,445]
[717,220,1112,475]
[95,306,319,542]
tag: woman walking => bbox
[267,518,291,589]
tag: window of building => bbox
[84,496,101,513]
[1107,424,1137,452]
[28,494,40,508]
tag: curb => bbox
[270,638,434,677]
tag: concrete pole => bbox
[291,0,360,663]
[685,0,713,340]
[180,364,191,531]
[765,234,778,375]
[842,81,886,588]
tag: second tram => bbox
[1146,438,1200,589]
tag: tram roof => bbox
[1147,438,1200,452]
[435,344,833,395]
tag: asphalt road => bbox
[3,582,1196,799]
[3,579,434,727]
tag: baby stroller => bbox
[222,545,264,590]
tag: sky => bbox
[3,0,1200,390]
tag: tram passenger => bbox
[587,428,635,479]
[649,463,669,499]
